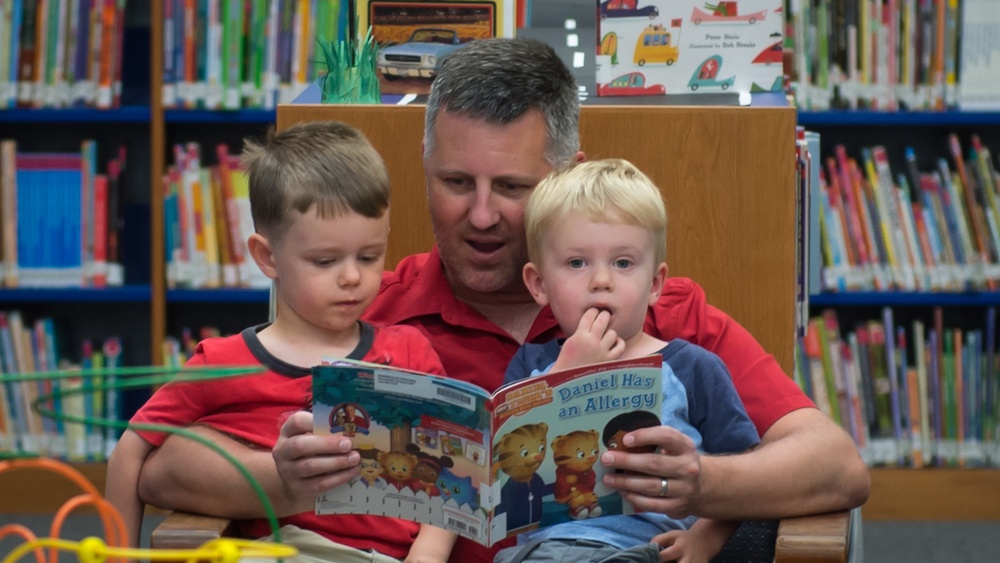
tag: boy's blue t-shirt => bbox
[502,339,760,549]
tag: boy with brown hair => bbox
[106,121,456,563]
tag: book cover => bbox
[359,0,510,96]
[312,355,664,546]
[595,0,783,97]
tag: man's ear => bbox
[522,262,550,307]
[649,262,668,307]
[247,233,278,280]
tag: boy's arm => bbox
[105,430,156,546]
[654,518,740,563]
[404,525,458,563]
[138,412,361,518]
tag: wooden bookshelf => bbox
[864,469,1000,520]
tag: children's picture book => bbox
[312,354,664,546]
[595,0,783,97]
[354,0,514,96]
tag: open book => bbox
[312,355,663,546]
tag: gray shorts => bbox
[494,539,660,563]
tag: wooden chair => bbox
[150,103,860,561]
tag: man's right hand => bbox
[272,411,362,513]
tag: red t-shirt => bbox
[365,248,814,563]
[132,322,444,560]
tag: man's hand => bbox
[551,308,625,372]
[272,411,363,513]
[599,425,702,519]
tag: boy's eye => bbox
[358,254,381,264]
[313,258,336,267]
[567,258,585,268]
[613,259,633,269]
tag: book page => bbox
[312,361,493,544]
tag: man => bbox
[139,38,870,563]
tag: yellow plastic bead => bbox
[212,539,240,563]
[78,537,108,563]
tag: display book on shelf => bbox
[312,354,665,546]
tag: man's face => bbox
[424,109,554,297]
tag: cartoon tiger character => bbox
[551,429,602,519]
[378,449,417,491]
[495,422,548,531]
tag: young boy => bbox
[106,121,457,563]
[498,159,760,563]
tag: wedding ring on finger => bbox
[658,478,669,497]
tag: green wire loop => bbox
[0,365,288,545]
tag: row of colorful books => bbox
[787,0,998,111]
[162,0,349,111]
[0,310,124,460]
[815,134,1000,292]
[0,0,128,110]
[164,142,270,289]
[796,306,999,468]
[0,139,127,288]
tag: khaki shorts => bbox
[239,525,404,563]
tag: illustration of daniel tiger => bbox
[551,429,602,520]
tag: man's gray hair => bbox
[424,38,580,168]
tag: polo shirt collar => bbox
[393,247,560,340]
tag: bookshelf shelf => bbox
[166,288,270,304]
[797,110,1000,127]
[0,286,152,303]
[0,107,152,123]
[164,109,277,124]
[810,292,1000,307]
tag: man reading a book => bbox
[138,38,870,563]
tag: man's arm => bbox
[137,412,362,518]
[602,408,870,520]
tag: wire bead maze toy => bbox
[0,364,297,563]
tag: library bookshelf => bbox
[2,0,1000,526]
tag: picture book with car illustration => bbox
[312,354,664,546]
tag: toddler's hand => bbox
[552,308,625,371]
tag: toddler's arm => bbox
[105,429,156,546]
[404,524,458,563]
[654,518,740,563]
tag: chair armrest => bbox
[150,510,237,549]
[775,509,853,563]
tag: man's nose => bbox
[468,184,500,229]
